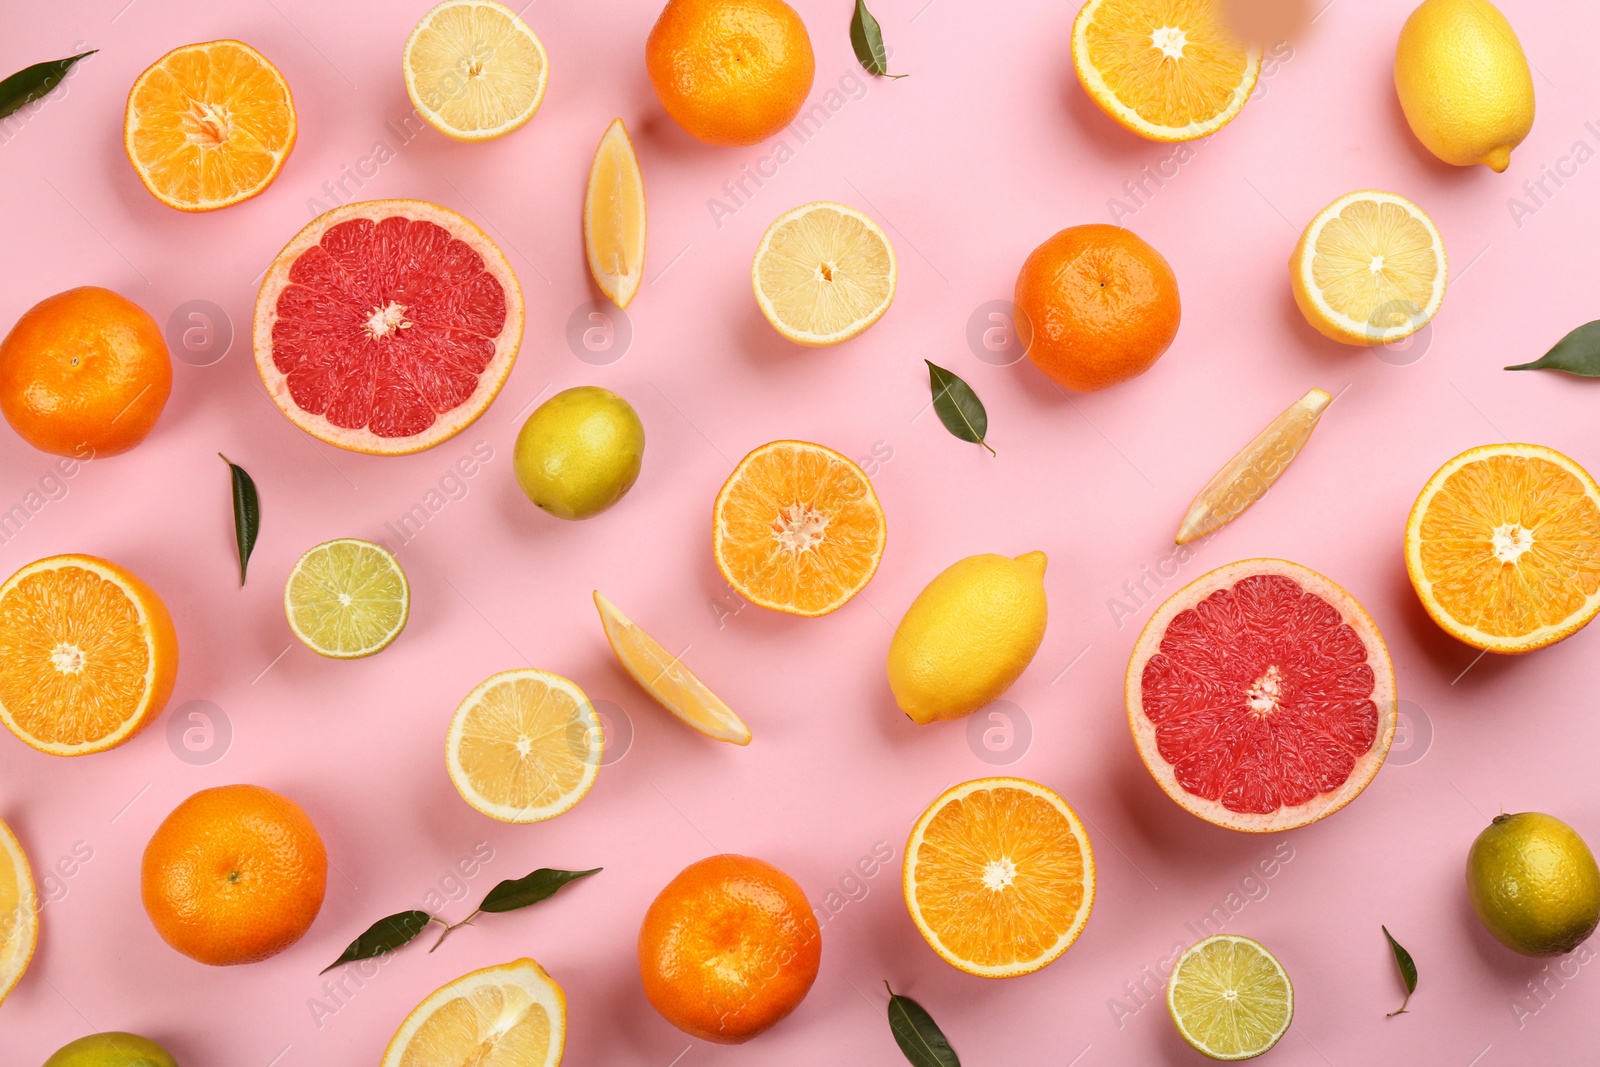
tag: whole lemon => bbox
[514,386,645,520]
[1394,0,1534,172]
[887,552,1048,724]
[1467,812,1600,957]
[44,1032,179,1067]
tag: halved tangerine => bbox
[1126,559,1397,832]
[712,440,886,617]
[253,199,524,455]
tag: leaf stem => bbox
[428,910,480,952]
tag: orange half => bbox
[903,777,1095,978]
[124,40,297,211]
[712,441,886,617]
[1406,444,1600,654]
[1073,0,1261,142]
[0,555,178,756]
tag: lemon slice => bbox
[584,119,646,310]
[1291,190,1447,347]
[752,202,896,346]
[285,539,410,659]
[1167,935,1293,1060]
[1176,388,1331,545]
[381,958,565,1067]
[593,592,750,746]
[404,0,549,142]
[903,778,1095,978]
[1072,0,1261,142]
[447,669,602,823]
[0,818,37,1006]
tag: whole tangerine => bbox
[646,0,815,147]
[0,286,172,457]
[1013,224,1181,392]
[638,854,820,1043]
[141,784,327,966]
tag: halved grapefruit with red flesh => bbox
[1126,559,1396,833]
[253,199,524,455]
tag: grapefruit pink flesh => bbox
[1140,574,1378,815]
[271,216,507,439]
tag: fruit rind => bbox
[902,777,1096,978]
[445,668,603,823]
[1405,443,1600,654]
[594,591,751,745]
[284,539,410,659]
[1290,190,1447,347]
[123,40,297,212]
[751,202,897,346]
[1126,558,1397,832]
[0,817,37,1006]
[252,198,524,455]
[584,119,647,310]
[0,554,178,756]
[1467,812,1600,958]
[1166,934,1293,1060]
[1071,0,1262,143]
[403,0,549,142]
[712,440,886,617]
[380,957,566,1067]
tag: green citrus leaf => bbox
[478,866,601,914]
[886,982,960,1067]
[1505,320,1600,377]
[926,360,995,455]
[321,910,432,974]
[851,0,907,78]
[1383,925,1417,1016]
[0,51,96,121]
[219,454,260,586]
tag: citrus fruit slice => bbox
[1176,388,1331,545]
[1072,0,1262,142]
[446,669,603,823]
[0,554,178,756]
[752,202,896,346]
[0,817,37,1006]
[381,958,565,1067]
[285,539,409,659]
[1167,935,1293,1060]
[903,777,1095,978]
[124,40,296,211]
[403,0,549,142]
[584,119,647,310]
[253,198,524,455]
[594,592,751,745]
[1127,559,1397,832]
[712,440,887,617]
[1291,190,1447,347]
[1405,444,1600,654]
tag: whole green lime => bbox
[43,1032,179,1067]
[513,386,645,520]
[1467,812,1600,957]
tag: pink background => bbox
[3,0,1599,1063]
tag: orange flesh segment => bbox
[0,566,150,747]
[1083,0,1253,129]
[913,787,1087,970]
[1419,455,1600,637]
[127,42,294,208]
[715,443,884,615]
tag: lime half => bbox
[286,539,410,659]
[1167,935,1293,1061]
